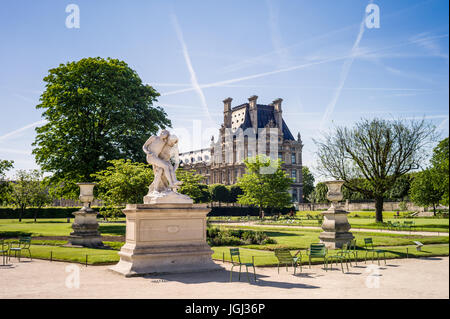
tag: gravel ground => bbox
[0,256,448,299]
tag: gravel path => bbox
[0,256,447,299]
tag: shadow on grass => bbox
[98,225,125,236]
[0,231,32,239]
[264,231,302,238]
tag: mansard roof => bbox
[232,103,295,141]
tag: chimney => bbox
[248,95,258,131]
[273,98,283,128]
[223,97,232,127]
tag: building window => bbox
[278,152,283,161]
[292,189,298,202]
[291,153,296,164]
[291,170,297,182]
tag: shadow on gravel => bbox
[143,269,320,289]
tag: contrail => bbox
[170,13,213,124]
[319,1,369,130]
[0,120,47,142]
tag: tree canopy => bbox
[32,57,171,197]
[315,118,436,222]
[302,166,315,202]
[237,155,292,218]
[430,137,449,205]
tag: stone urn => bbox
[319,180,354,249]
[67,183,103,248]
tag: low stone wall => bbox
[297,201,427,212]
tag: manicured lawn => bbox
[0,218,125,237]
[1,218,448,266]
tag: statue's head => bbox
[160,130,170,140]
[167,135,178,147]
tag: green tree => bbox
[388,174,413,201]
[310,182,329,203]
[0,159,14,205]
[32,57,171,198]
[10,170,42,222]
[409,168,443,215]
[430,137,449,205]
[209,184,230,206]
[229,185,244,203]
[92,159,154,219]
[237,155,292,218]
[315,118,436,222]
[176,169,207,203]
[302,166,315,202]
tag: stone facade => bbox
[179,96,304,203]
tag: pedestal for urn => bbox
[109,197,221,277]
[67,183,103,248]
[319,181,354,249]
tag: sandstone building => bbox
[179,96,304,202]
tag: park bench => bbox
[8,236,32,262]
[274,249,302,275]
[363,238,386,265]
[229,248,256,283]
[306,243,329,271]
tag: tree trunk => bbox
[375,196,384,223]
[19,206,24,222]
[259,206,263,219]
[433,203,436,216]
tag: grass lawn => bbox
[1,218,448,266]
[0,218,125,237]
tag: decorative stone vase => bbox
[319,180,354,249]
[67,183,103,248]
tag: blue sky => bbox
[0,0,448,179]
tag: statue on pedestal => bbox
[142,130,192,204]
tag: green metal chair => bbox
[339,239,358,266]
[403,221,414,232]
[306,243,329,271]
[8,236,32,262]
[363,238,386,265]
[229,248,256,283]
[274,249,302,275]
[1,240,10,266]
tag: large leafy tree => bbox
[301,166,315,202]
[237,155,292,218]
[0,159,14,205]
[430,137,449,205]
[32,57,171,198]
[209,184,230,206]
[309,182,329,203]
[315,118,436,222]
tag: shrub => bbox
[206,227,276,246]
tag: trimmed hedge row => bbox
[0,205,295,219]
[207,206,293,217]
[0,207,85,219]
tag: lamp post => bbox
[67,183,103,248]
[318,180,354,249]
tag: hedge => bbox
[0,207,85,219]
[207,206,293,217]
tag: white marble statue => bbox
[142,130,192,204]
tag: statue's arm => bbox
[142,136,156,154]
[171,144,180,171]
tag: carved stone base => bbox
[319,206,354,249]
[67,209,103,248]
[143,191,193,204]
[109,203,221,277]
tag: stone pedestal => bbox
[109,203,221,277]
[319,206,354,249]
[67,208,103,248]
